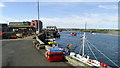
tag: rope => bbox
[86,40,120,68]
[86,41,98,60]
[78,35,83,55]
[85,40,89,56]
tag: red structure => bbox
[45,48,64,62]
[30,20,43,31]
[0,31,2,36]
[45,51,64,62]
[31,20,38,29]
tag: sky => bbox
[0,0,119,29]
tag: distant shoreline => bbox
[58,29,120,35]
[102,32,119,35]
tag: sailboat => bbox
[64,23,120,68]
[68,32,105,67]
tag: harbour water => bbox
[56,31,119,67]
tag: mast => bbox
[82,23,87,57]
[85,22,87,31]
[37,0,40,33]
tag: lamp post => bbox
[37,0,40,34]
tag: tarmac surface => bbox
[1,36,72,67]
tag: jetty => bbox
[1,35,73,67]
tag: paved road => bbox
[1,37,72,67]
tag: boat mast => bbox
[82,23,87,57]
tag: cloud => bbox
[40,13,118,29]
[1,0,16,2]
[0,16,15,23]
[1,13,117,29]
[98,5,118,9]
[0,2,5,7]
[1,0,119,2]
[39,0,119,2]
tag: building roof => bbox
[9,22,23,26]
[0,23,8,24]
[9,25,34,28]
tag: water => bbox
[55,31,119,67]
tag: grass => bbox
[59,29,120,35]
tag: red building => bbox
[30,20,43,31]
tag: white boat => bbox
[66,31,120,68]
[92,33,96,35]
[68,32,102,67]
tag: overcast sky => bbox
[0,0,118,29]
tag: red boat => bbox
[100,62,108,68]
[70,33,76,36]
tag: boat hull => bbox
[70,34,76,36]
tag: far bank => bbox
[58,28,120,35]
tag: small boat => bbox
[70,33,77,36]
[92,33,96,35]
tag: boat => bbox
[64,23,119,67]
[67,32,109,67]
[70,33,77,36]
[46,26,60,37]
[92,33,96,35]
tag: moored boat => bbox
[66,32,109,67]
[70,33,77,36]
[92,33,96,35]
[46,26,60,38]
